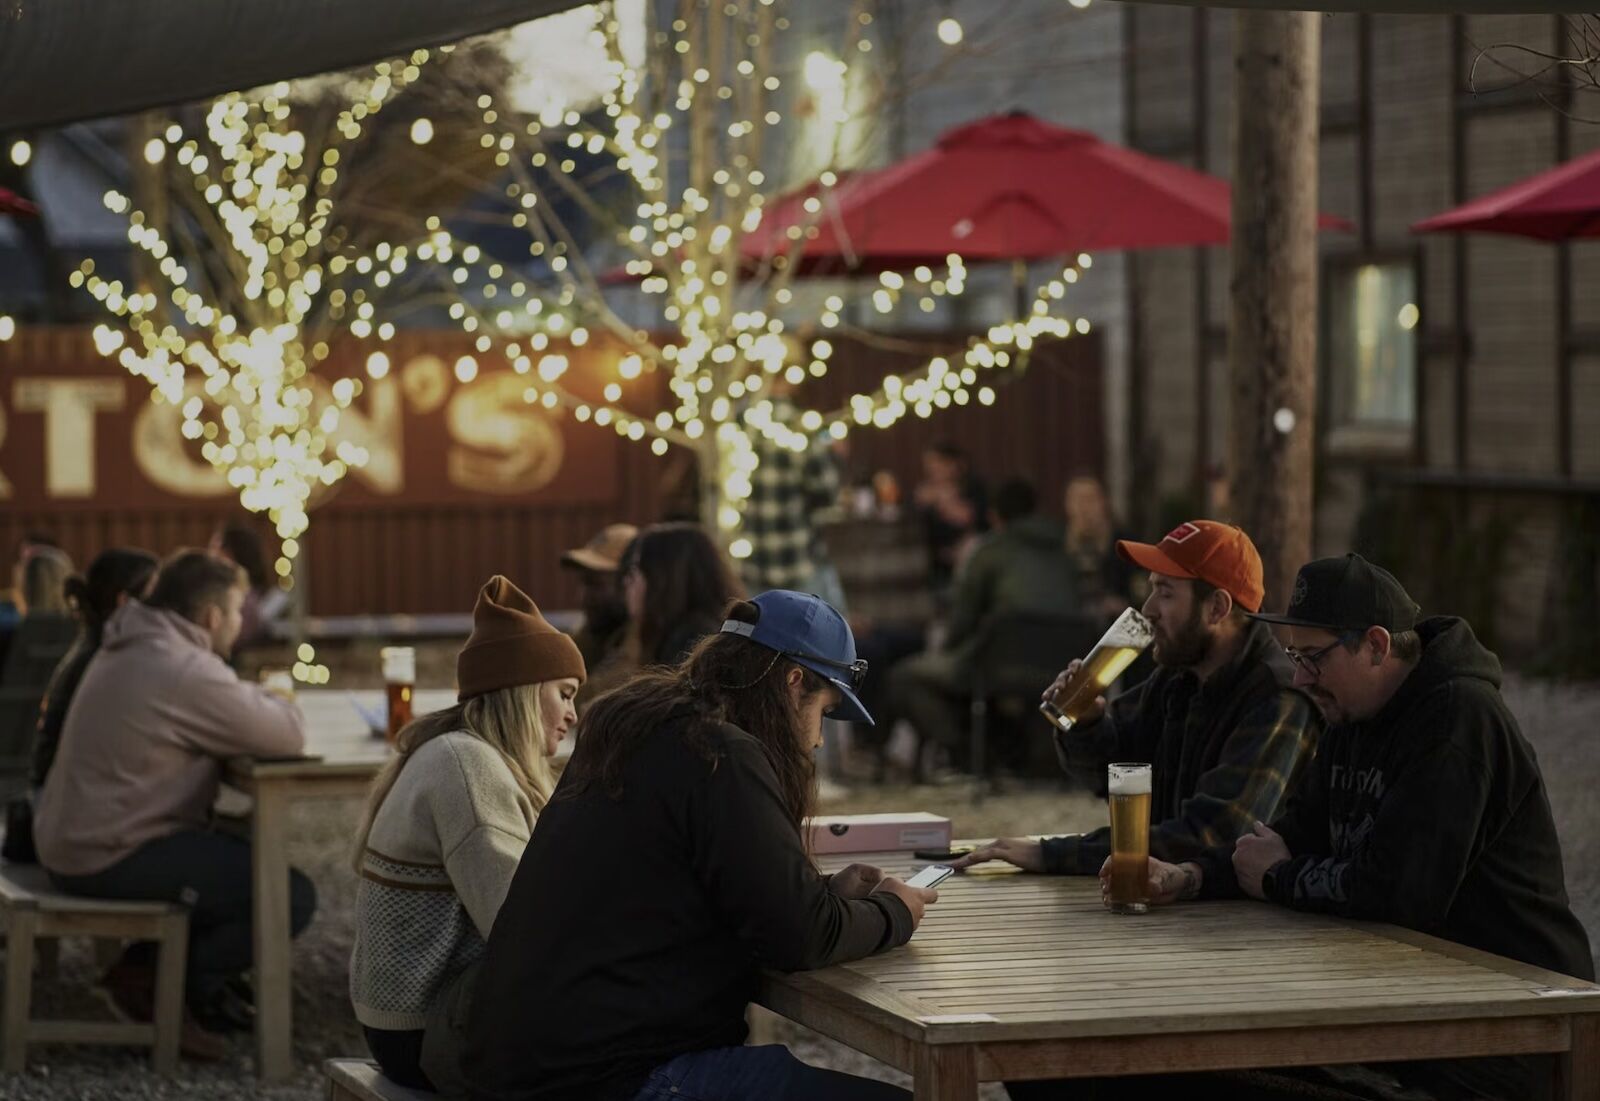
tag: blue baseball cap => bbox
[719,590,873,725]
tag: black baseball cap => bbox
[1249,553,1421,634]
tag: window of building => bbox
[1325,259,1418,452]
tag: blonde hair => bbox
[353,682,558,869]
[22,548,73,616]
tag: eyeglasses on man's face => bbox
[1283,631,1360,680]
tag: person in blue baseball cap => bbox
[460,591,937,1101]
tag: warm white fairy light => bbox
[387,1,1090,551]
[73,56,442,681]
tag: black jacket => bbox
[1200,617,1594,1099]
[1043,620,1320,873]
[31,634,96,788]
[462,715,913,1101]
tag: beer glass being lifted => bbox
[1038,608,1154,733]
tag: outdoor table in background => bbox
[226,687,456,1081]
[757,849,1600,1101]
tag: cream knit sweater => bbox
[350,731,537,1031]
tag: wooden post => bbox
[252,779,294,1081]
[1227,10,1321,611]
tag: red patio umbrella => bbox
[743,112,1349,274]
[1411,148,1600,241]
[0,188,38,218]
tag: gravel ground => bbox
[3,675,1595,1100]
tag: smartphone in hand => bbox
[902,865,955,891]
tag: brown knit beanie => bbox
[457,575,587,701]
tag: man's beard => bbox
[1153,602,1213,669]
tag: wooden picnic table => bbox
[225,687,457,1081]
[759,850,1600,1100]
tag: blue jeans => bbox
[631,1045,909,1101]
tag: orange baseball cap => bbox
[1115,520,1265,613]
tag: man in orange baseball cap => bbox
[952,519,1321,883]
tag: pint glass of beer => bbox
[380,646,415,744]
[1039,608,1154,733]
[1106,762,1152,914]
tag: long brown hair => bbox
[561,599,824,835]
[622,523,744,665]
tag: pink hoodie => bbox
[35,599,305,876]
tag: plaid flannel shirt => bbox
[1040,619,1321,875]
[740,399,840,591]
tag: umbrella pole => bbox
[1011,258,1028,321]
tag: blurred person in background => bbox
[0,532,62,632]
[209,519,288,651]
[882,479,1078,776]
[620,523,745,667]
[739,377,847,610]
[29,548,160,791]
[0,543,74,671]
[1063,473,1142,621]
[560,523,637,711]
[912,441,987,594]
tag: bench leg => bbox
[2,907,38,1073]
[150,912,188,1074]
[913,1044,977,1101]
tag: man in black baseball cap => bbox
[1127,553,1594,1101]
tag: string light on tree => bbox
[389,0,1093,554]
[71,57,448,682]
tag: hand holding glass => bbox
[1039,608,1154,732]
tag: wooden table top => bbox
[778,851,1600,1047]
[227,688,455,781]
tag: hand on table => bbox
[945,838,1045,874]
[1233,821,1291,901]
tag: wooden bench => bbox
[325,1058,438,1100]
[0,859,188,1073]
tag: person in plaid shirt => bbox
[738,393,844,603]
[952,520,1321,877]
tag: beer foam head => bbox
[1108,764,1151,796]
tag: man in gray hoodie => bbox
[36,549,312,1058]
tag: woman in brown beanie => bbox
[349,575,584,1092]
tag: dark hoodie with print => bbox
[1198,616,1593,1100]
